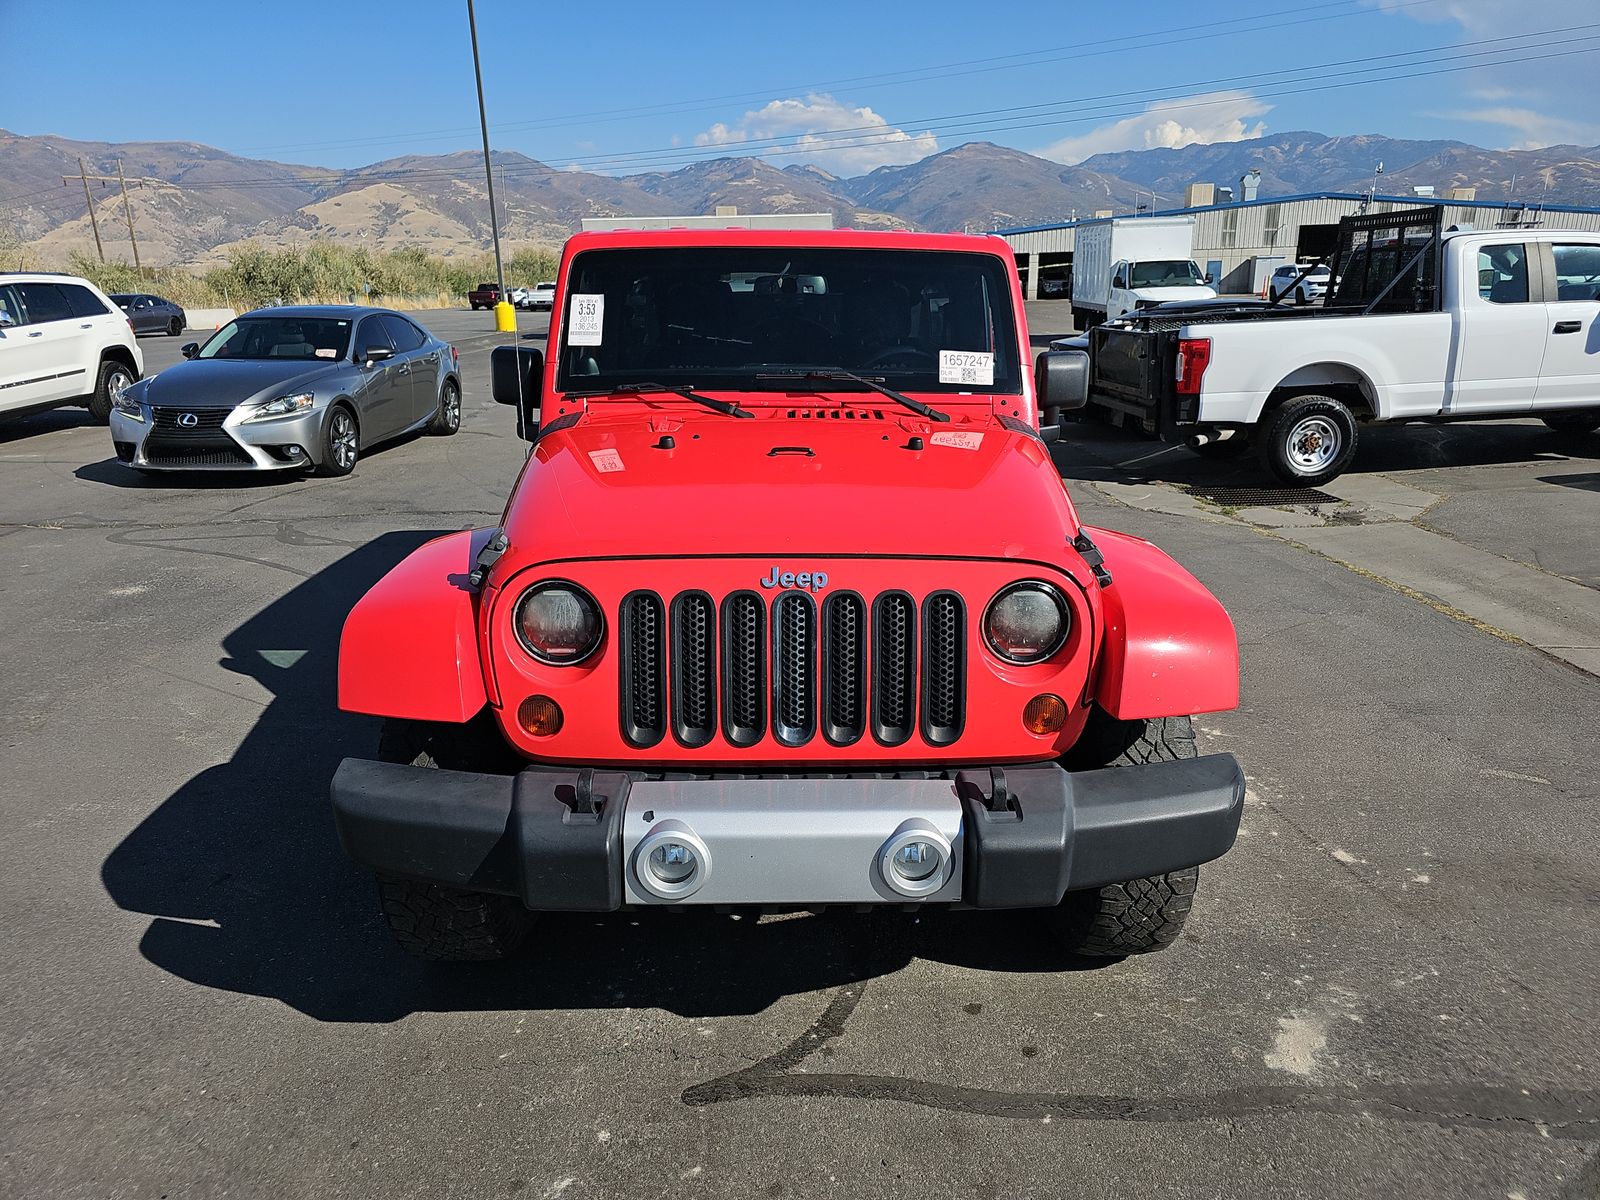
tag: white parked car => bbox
[508,286,532,309]
[1268,263,1331,305]
[529,281,556,311]
[0,272,143,422]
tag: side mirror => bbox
[1035,349,1090,414]
[362,345,394,364]
[180,342,199,359]
[491,344,543,441]
[1203,273,1213,284]
[1112,274,1127,289]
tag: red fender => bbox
[1087,526,1239,720]
[338,528,492,722]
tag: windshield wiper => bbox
[755,370,950,422]
[567,381,753,418]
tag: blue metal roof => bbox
[995,190,1600,237]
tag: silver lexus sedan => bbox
[109,305,462,476]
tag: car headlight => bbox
[112,385,144,421]
[514,581,603,664]
[243,392,316,422]
[983,581,1069,663]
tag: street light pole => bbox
[467,0,513,332]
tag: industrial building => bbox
[998,181,1600,299]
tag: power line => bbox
[234,0,1444,158]
[27,30,1584,198]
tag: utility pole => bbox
[72,161,148,275]
[467,0,513,332]
[115,159,142,277]
[63,157,105,263]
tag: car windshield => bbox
[555,246,1022,395]
[534,283,555,292]
[1128,259,1204,288]
[111,293,136,304]
[198,316,353,361]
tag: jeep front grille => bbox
[620,587,965,750]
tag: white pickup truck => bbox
[1080,210,1600,485]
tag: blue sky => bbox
[3,0,1596,174]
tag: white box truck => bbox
[1071,216,1216,328]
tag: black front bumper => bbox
[330,755,1245,910]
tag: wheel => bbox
[315,405,359,477]
[86,359,135,423]
[374,717,534,961]
[168,316,183,336]
[1257,392,1358,487]
[1050,708,1202,957]
[469,302,480,311]
[428,378,462,435]
[1542,410,1600,434]
[1294,287,1309,306]
[1268,288,1281,303]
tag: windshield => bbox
[534,283,555,292]
[1128,259,1204,288]
[556,246,1022,395]
[198,316,353,361]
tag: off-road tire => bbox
[373,716,533,961]
[1257,392,1358,487]
[1051,707,1202,957]
[1542,410,1600,435]
[428,378,462,435]
[86,359,135,423]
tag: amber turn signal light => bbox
[518,695,564,736]
[1023,693,1067,734]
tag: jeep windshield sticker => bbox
[568,294,605,346]
[315,348,337,358]
[938,350,994,386]
[931,430,984,450]
[588,448,624,473]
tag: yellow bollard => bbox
[494,300,517,333]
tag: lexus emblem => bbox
[177,412,199,428]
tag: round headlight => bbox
[514,582,603,664]
[984,582,1069,663]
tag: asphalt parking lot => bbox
[2,304,1597,1199]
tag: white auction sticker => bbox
[588,448,624,473]
[930,430,984,450]
[938,350,994,386]
[568,293,605,346]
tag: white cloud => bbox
[691,94,938,175]
[1033,90,1272,164]
[1437,106,1600,150]
[1366,0,1598,149]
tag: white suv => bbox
[0,273,143,422]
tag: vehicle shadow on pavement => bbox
[1052,417,1598,487]
[0,409,97,445]
[73,434,429,490]
[101,531,1104,1024]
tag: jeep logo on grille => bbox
[760,566,828,592]
[177,412,199,428]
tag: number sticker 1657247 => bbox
[568,294,605,346]
[938,349,994,386]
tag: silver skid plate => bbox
[620,778,964,905]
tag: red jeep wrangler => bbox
[332,229,1243,961]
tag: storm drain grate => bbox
[1185,484,1342,507]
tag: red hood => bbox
[498,408,1080,566]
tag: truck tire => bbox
[1258,393,1358,487]
[1542,410,1600,435]
[372,716,534,961]
[1048,708,1201,957]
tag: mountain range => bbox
[4,127,1597,269]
